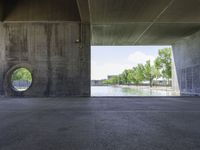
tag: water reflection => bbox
[91,86,178,96]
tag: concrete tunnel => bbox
[0,0,200,97]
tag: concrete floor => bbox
[0,97,200,150]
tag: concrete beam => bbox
[4,0,81,21]
[76,0,90,23]
[0,0,4,21]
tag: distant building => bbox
[143,79,172,86]
[91,80,106,86]
[153,79,172,86]
[107,75,118,79]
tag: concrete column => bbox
[0,0,4,21]
[172,30,200,96]
[0,23,5,95]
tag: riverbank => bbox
[116,85,173,91]
[91,85,179,96]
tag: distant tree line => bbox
[103,48,172,87]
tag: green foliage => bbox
[143,60,160,87]
[11,68,32,82]
[103,76,119,85]
[130,65,145,85]
[103,47,172,86]
[155,48,172,80]
[121,70,130,84]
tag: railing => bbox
[12,80,31,91]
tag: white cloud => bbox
[91,51,156,80]
[91,61,132,80]
[128,51,155,66]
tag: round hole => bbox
[11,68,32,92]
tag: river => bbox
[91,86,178,96]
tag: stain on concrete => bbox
[44,24,52,96]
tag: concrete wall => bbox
[172,30,200,96]
[0,22,90,97]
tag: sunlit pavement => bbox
[0,97,200,150]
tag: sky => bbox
[91,46,171,80]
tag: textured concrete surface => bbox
[0,0,90,97]
[0,97,200,150]
[1,0,200,45]
[4,0,80,21]
[173,30,200,96]
[90,0,200,45]
[0,22,90,97]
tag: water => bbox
[91,86,177,96]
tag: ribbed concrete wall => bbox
[173,30,200,96]
[0,22,90,97]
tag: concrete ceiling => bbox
[1,0,200,45]
[88,0,200,45]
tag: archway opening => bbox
[11,68,32,92]
[91,46,179,96]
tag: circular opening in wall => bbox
[11,68,32,92]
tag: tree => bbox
[155,48,172,83]
[132,64,145,85]
[103,75,120,85]
[143,60,158,87]
[152,62,161,81]
[11,68,32,82]
[127,69,137,84]
[103,47,172,87]
[121,69,133,84]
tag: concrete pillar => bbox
[0,23,5,95]
[172,30,200,96]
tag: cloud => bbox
[91,51,156,80]
[128,51,155,66]
[91,61,132,80]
